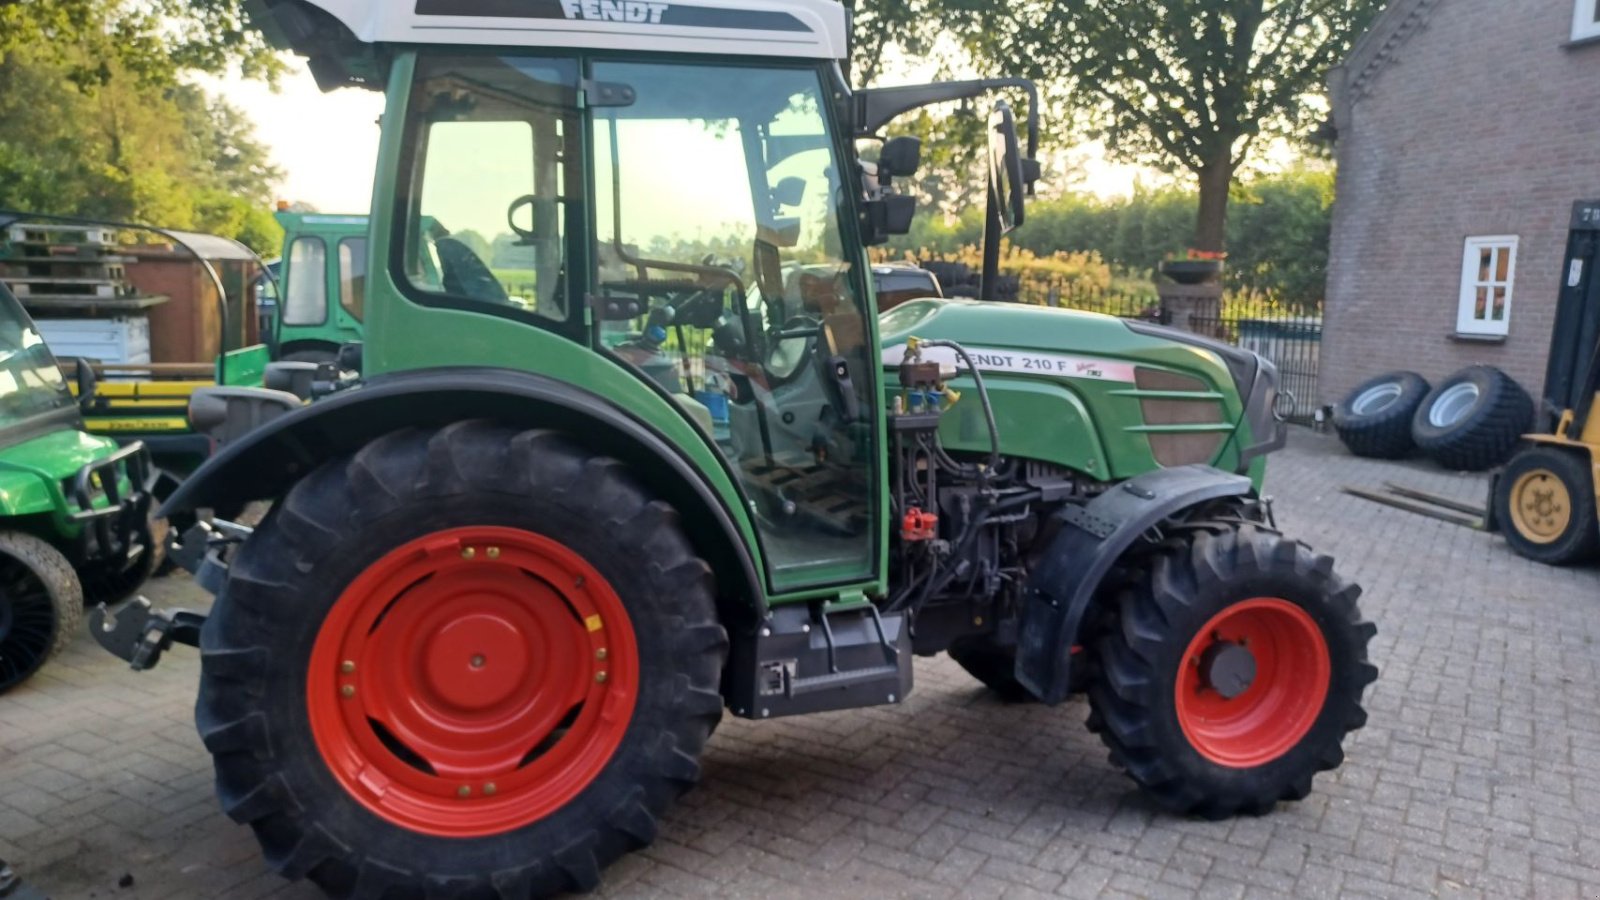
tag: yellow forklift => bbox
[1491,200,1600,564]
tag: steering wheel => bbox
[436,237,509,305]
[765,315,820,382]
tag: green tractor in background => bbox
[259,211,369,365]
[0,281,154,694]
[96,2,1378,897]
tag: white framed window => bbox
[1457,236,1518,337]
[1573,0,1600,41]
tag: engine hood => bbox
[876,298,1275,485]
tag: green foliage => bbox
[0,0,284,253]
[887,167,1333,308]
[856,0,1381,249]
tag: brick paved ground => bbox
[3,428,1598,899]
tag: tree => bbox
[959,0,1382,252]
[0,0,285,252]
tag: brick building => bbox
[1321,0,1600,406]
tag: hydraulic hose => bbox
[911,338,1002,477]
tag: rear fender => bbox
[162,367,766,620]
[1015,465,1253,704]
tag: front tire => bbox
[1494,446,1600,565]
[196,422,727,898]
[1088,524,1377,819]
[0,532,82,695]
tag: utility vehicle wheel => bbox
[1088,524,1377,819]
[948,636,1034,703]
[196,422,727,899]
[1412,366,1534,471]
[1333,372,1430,459]
[0,532,82,695]
[1494,447,1600,565]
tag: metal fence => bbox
[1045,286,1324,424]
[1189,306,1322,422]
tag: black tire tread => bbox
[1493,446,1600,565]
[195,421,727,899]
[0,531,82,694]
[1087,524,1378,820]
[1333,371,1431,459]
[1413,366,1535,472]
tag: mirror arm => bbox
[854,78,1040,165]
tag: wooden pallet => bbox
[3,223,116,248]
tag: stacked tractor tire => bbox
[1333,366,1534,471]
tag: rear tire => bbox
[1333,372,1430,459]
[947,636,1035,703]
[1412,366,1534,471]
[0,532,82,695]
[1088,524,1377,819]
[196,422,727,899]
[1494,446,1600,565]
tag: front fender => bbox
[1015,464,1253,704]
[162,367,766,618]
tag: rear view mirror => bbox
[988,102,1029,232]
[70,358,98,403]
[772,177,806,208]
[879,136,923,180]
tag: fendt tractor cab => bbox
[96,2,1377,896]
[262,211,371,364]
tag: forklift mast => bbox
[1547,201,1600,436]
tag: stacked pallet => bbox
[0,222,168,366]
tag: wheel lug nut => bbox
[483,783,497,796]
[340,685,355,698]
[461,547,476,560]
[340,660,356,674]
[596,648,608,661]
[596,671,609,684]
[457,786,472,798]
[487,547,501,559]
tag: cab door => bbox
[588,59,882,592]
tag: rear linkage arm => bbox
[88,518,251,671]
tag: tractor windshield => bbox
[0,286,75,429]
[592,61,878,587]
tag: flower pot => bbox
[1160,259,1225,285]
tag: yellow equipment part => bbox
[1523,390,1600,508]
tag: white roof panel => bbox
[304,0,849,60]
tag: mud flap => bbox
[1015,465,1253,705]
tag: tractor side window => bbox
[399,55,579,324]
[592,61,879,588]
[339,238,367,321]
[283,237,328,326]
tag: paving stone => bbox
[1,430,1598,898]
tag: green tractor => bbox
[96,2,1377,896]
[0,281,154,694]
[260,211,370,364]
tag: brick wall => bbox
[1322,0,1600,407]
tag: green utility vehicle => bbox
[261,211,369,364]
[0,282,154,694]
[97,2,1377,896]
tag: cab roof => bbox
[269,0,850,61]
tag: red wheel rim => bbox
[307,527,638,837]
[1174,598,1330,769]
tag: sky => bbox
[209,59,1151,216]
